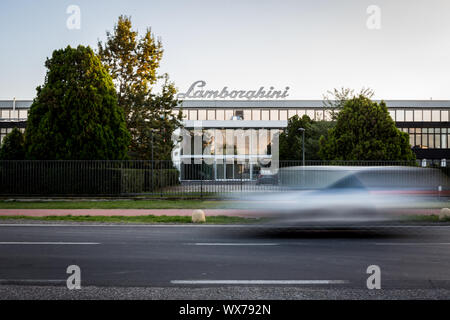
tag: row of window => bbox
[400,128,450,149]
[389,109,449,122]
[1,107,450,123]
[1,109,28,119]
[0,127,25,143]
[178,108,450,122]
[181,129,280,156]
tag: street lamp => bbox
[298,128,305,167]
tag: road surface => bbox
[1,222,450,299]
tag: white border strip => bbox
[0,242,100,245]
[171,280,348,285]
[187,243,279,246]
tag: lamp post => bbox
[298,128,305,167]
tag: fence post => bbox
[200,161,203,199]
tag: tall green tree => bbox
[323,87,375,120]
[0,128,26,160]
[279,115,335,161]
[25,45,130,160]
[98,15,182,160]
[319,95,415,160]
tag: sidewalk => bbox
[0,209,262,218]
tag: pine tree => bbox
[25,45,130,160]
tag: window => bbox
[415,129,422,147]
[198,109,207,120]
[414,109,422,122]
[405,110,413,121]
[442,110,449,122]
[243,109,252,120]
[252,109,260,120]
[235,110,244,120]
[19,110,28,119]
[409,133,414,147]
[388,110,395,121]
[432,110,440,122]
[316,110,324,121]
[435,129,441,148]
[225,110,233,120]
[306,110,315,119]
[428,128,434,148]
[270,110,278,120]
[297,109,306,117]
[189,110,197,120]
[396,109,404,122]
[288,109,296,119]
[1,110,9,119]
[423,110,431,121]
[442,132,448,149]
[216,109,225,120]
[207,110,215,120]
[261,110,269,120]
[279,110,288,120]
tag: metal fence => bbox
[0,160,448,197]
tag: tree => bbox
[98,15,182,160]
[319,95,415,161]
[0,128,26,160]
[279,115,335,161]
[323,87,375,120]
[25,45,130,160]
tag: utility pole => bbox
[298,128,305,166]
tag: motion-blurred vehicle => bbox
[236,166,449,227]
[256,169,279,185]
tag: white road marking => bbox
[186,243,279,246]
[0,242,99,245]
[171,280,349,285]
[0,279,66,284]
[375,243,450,246]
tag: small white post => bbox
[421,159,427,168]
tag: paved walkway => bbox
[0,209,262,218]
[0,208,441,217]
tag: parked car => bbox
[256,169,279,185]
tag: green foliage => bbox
[98,16,182,160]
[279,115,335,160]
[323,87,375,120]
[24,45,130,160]
[0,128,26,160]
[318,95,416,160]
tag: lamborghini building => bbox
[1,99,449,177]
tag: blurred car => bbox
[256,169,279,185]
[234,166,448,227]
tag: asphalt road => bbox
[1,222,450,299]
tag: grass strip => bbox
[0,215,261,224]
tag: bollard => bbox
[192,209,206,223]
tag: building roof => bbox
[2,99,450,109]
[183,120,288,129]
[0,100,33,109]
[179,100,450,109]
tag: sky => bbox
[0,0,449,100]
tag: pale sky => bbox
[1,0,449,100]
